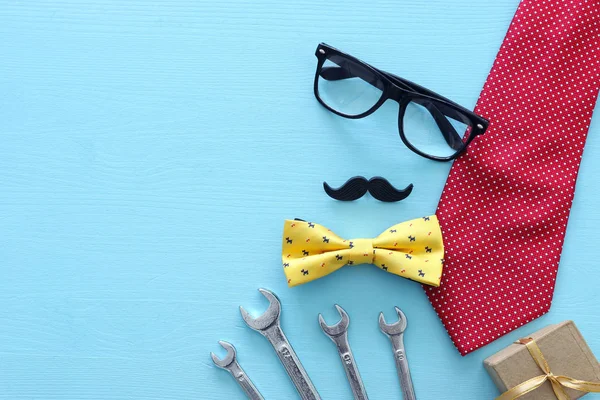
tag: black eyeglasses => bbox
[313,43,489,161]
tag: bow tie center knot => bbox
[347,238,375,265]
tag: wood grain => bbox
[1,0,599,399]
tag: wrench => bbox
[379,307,416,400]
[318,305,368,400]
[240,288,321,400]
[211,340,264,400]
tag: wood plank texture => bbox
[0,0,599,399]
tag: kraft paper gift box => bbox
[483,321,600,399]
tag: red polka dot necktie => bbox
[425,0,600,356]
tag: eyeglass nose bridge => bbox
[386,84,411,103]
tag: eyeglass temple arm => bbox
[320,66,464,150]
[383,71,463,108]
[410,97,464,150]
[320,66,386,90]
[381,71,466,150]
[384,71,485,140]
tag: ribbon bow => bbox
[282,215,444,287]
[497,337,600,400]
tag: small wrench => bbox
[240,288,321,400]
[379,307,416,400]
[211,340,264,400]
[318,305,368,400]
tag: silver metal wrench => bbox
[211,340,264,400]
[379,307,416,400]
[240,288,321,400]
[318,305,368,400]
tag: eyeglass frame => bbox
[313,43,490,161]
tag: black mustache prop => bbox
[323,176,413,202]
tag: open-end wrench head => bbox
[318,304,350,337]
[211,340,236,369]
[379,307,407,336]
[239,288,281,331]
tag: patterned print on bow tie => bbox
[282,216,444,287]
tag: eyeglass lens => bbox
[317,54,384,116]
[403,100,472,158]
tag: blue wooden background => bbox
[1,1,599,399]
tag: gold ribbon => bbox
[497,337,600,400]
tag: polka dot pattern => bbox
[424,0,600,356]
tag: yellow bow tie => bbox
[282,215,444,287]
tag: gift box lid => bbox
[484,321,600,400]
